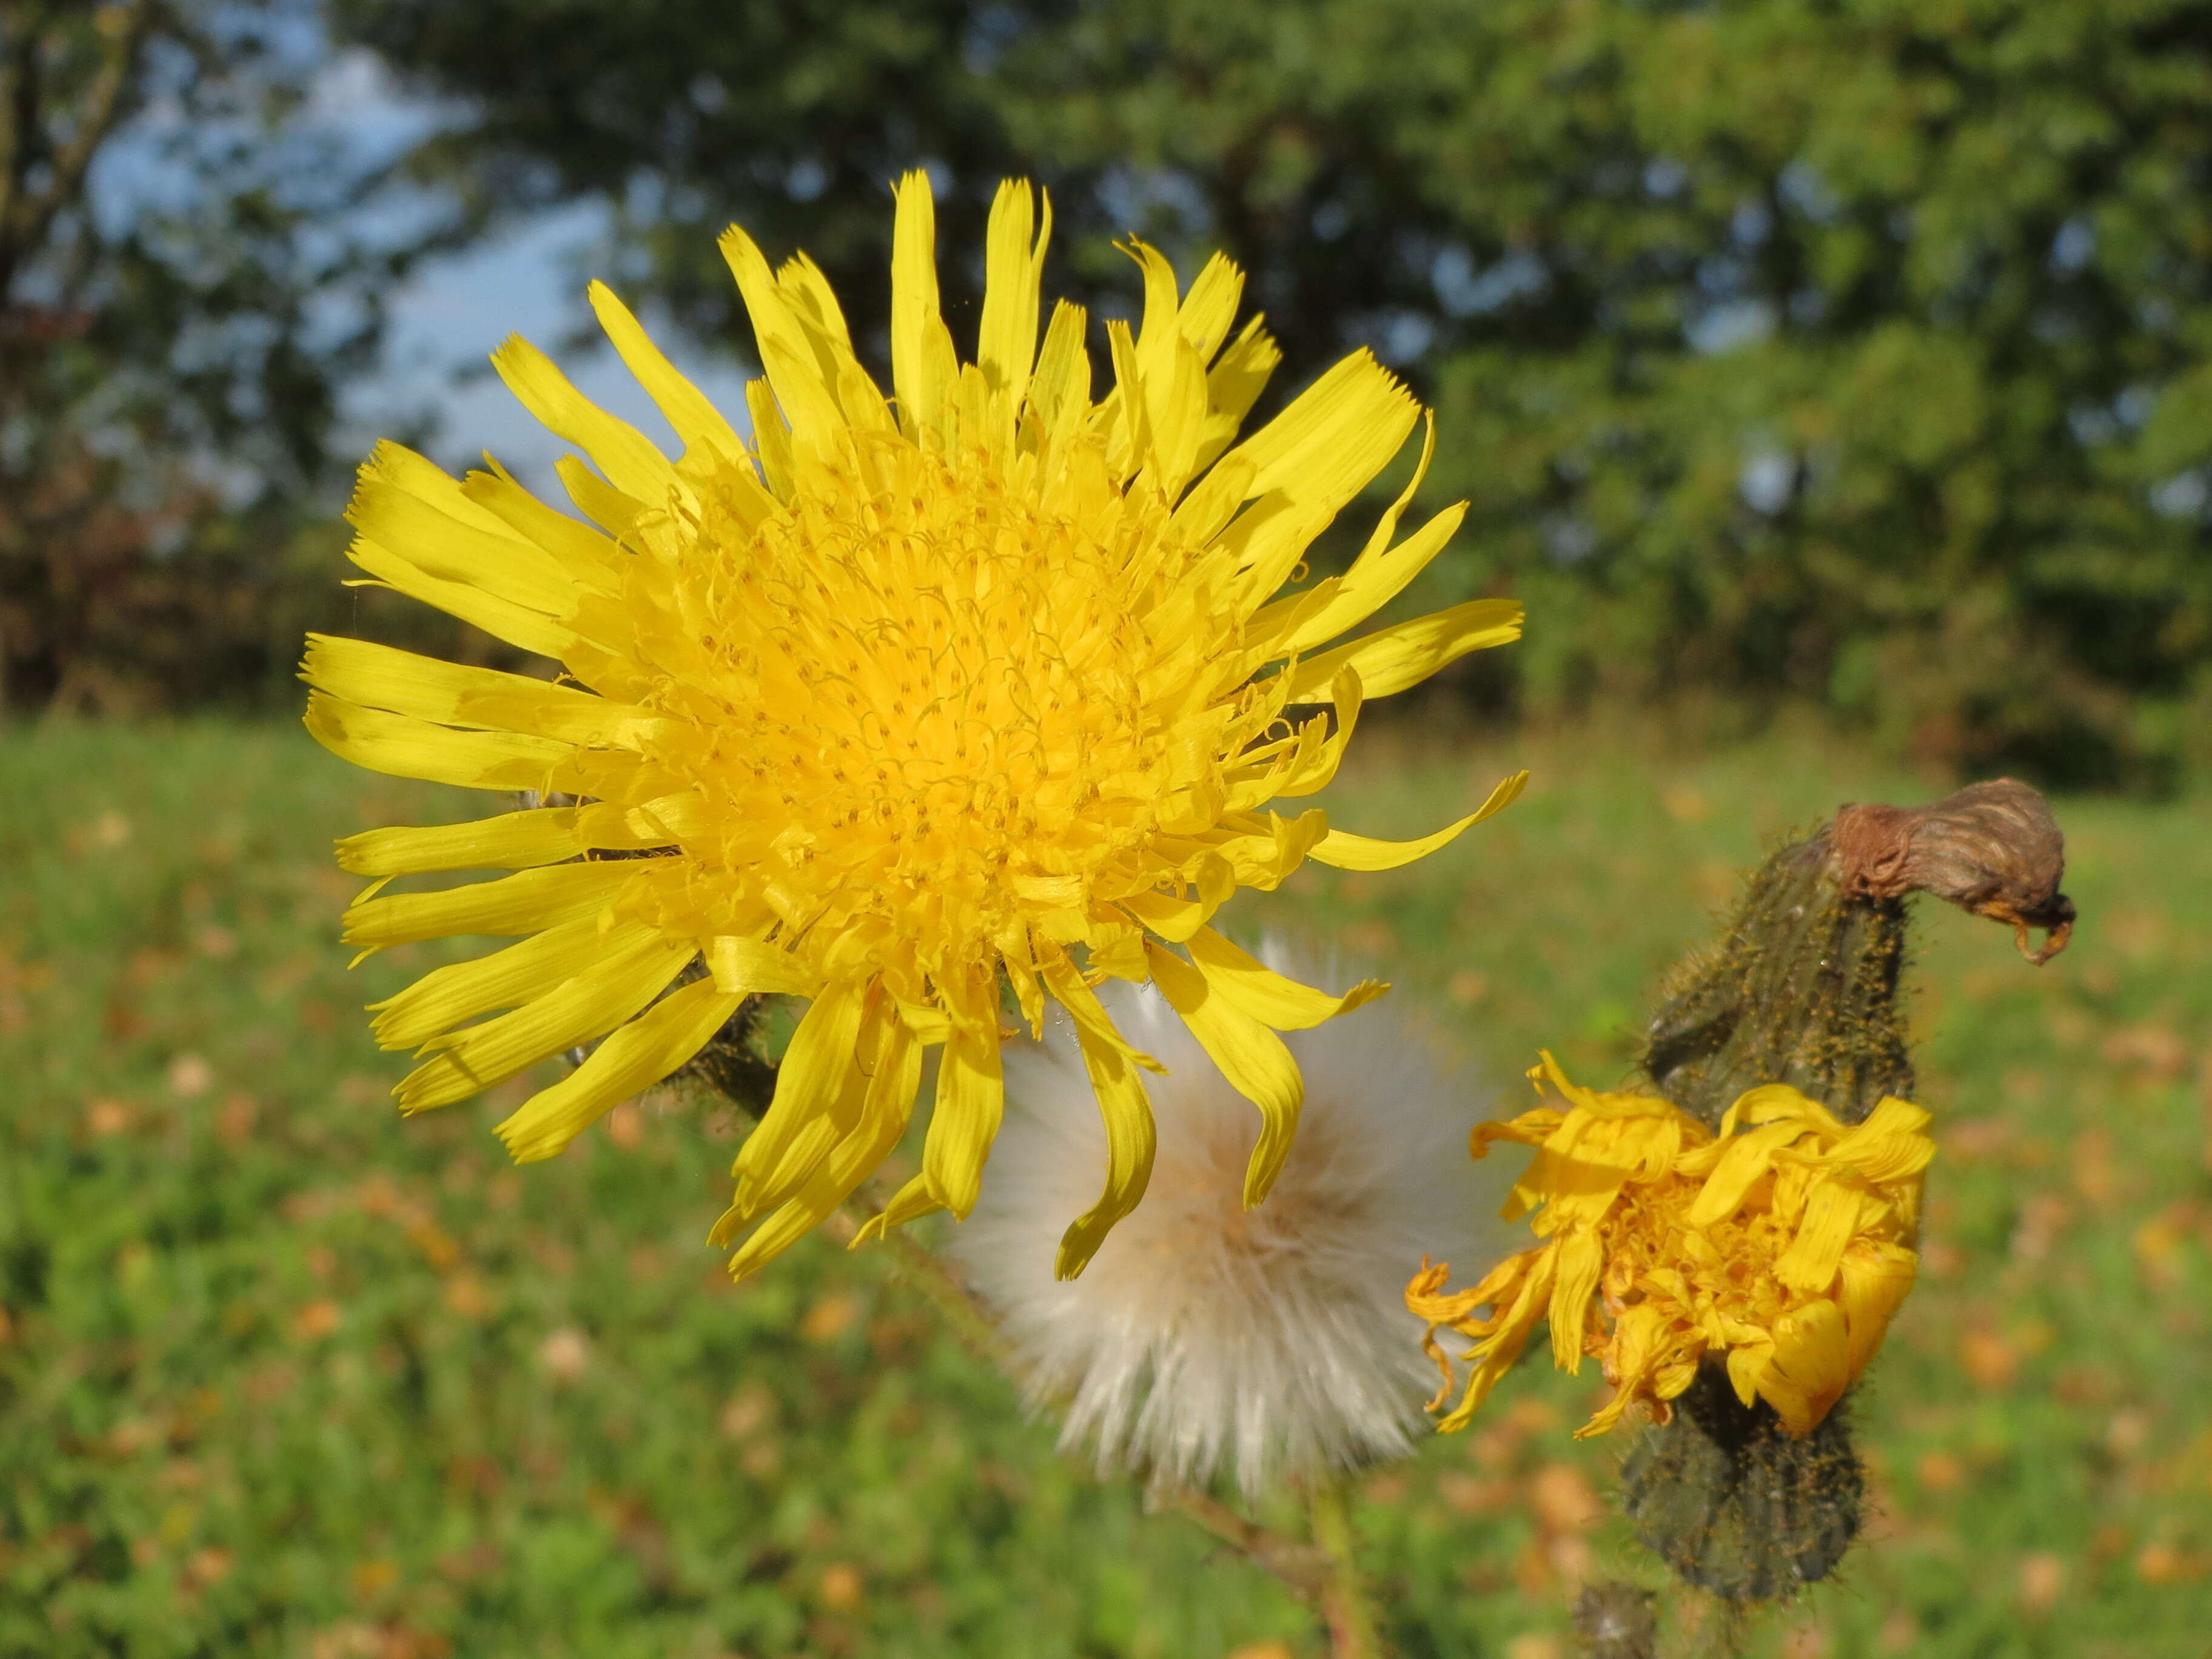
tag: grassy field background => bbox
[3,718,2207,1658]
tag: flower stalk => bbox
[1167,1489,1335,1604]
[1309,1480,1386,1659]
[820,1201,1016,1369]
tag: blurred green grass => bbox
[3,719,2207,1658]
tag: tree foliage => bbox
[0,0,444,711]
[334,0,1088,375]
[1360,0,2212,786]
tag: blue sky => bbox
[361,201,756,501]
[73,34,755,504]
[328,52,754,500]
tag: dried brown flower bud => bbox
[1832,779,2074,963]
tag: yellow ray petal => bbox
[364,437,521,539]
[1547,1227,1604,1372]
[349,460,577,625]
[1683,1118,1816,1229]
[977,179,1050,407]
[1027,298,1091,445]
[919,1008,1004,1220]
[344,537,577,662]
[1762,1298,1851,1435]
[1424,1249,1556,1433]
[1148,332,1211,500]
[1577,1303,1675,1437]
[349,457,580,616]
[720,1068,863,1234]
[399,928,694,1111]
[1278,503,1467,659]
[369,915,606,1050]
[1124,241,1210,495]
[1128,239,1185,394]
[554,454,653,542]
[497,977,744,1163]
[1115,885,1224,945]
[1284,597,1524,702]
[341,860,640,950]
[1774,1179,1883,1293]
[302,635,661,749]
[1817,1096,1937,1182]
[1184,927,1387,1030]
[1231,349,1418,516]
[722,1015,921,1278]
[1838,1238,1918,1375]
[1725,1339,1775,1410]
[1102,319,1148,481]
[717,226,848,447]
[1307,769,1528,871]
[490,333,684,506]
[1194,314,1280,472]
[856,1170,945,1240]
[1054,1021,1156,1281]
[1145,941,1302,1207]
[775,250,856,354]
[744,380,795,498]
[1262,409,1442,654]
[304,692,571,793]
[1204,808,1330,890]
[588,280,746,462]
[335,805,651,878]
[730,979,867,1209]
[1176,252,1244,364]
[772,253,897,434]
[1165,449,1257,549]
[1211,484,1322,591]
[1264,669,1364,802]
[553,746,689,809]
[1028,962,1156,1076]
[889,170,957,436]
[1354,406,1436,563]
[1716,1081,1830,1136]
[460,460,628,590]
[704,936,825,997]
[1033,957,1162,1275]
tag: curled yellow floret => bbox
[304,173,1525,1282]
[1408,1054,1932,1439]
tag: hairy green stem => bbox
[1171,1489,1333,1602]
[1308,1480,1386,1659]
[826,1202,1018,1368]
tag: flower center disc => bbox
[648,444,1213,974]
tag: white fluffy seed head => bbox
[952,944,1521,1501]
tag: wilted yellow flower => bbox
[1408,1054,1932,1438]
[304,173,1524,1282]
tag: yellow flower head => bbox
[304,174,1525,1282]
[1408,1054,1932,1438]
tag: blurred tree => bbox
[1363,0,2212,787]
[333,0,1090,374]
[0,0,441,712]
[346,0,2212,785]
